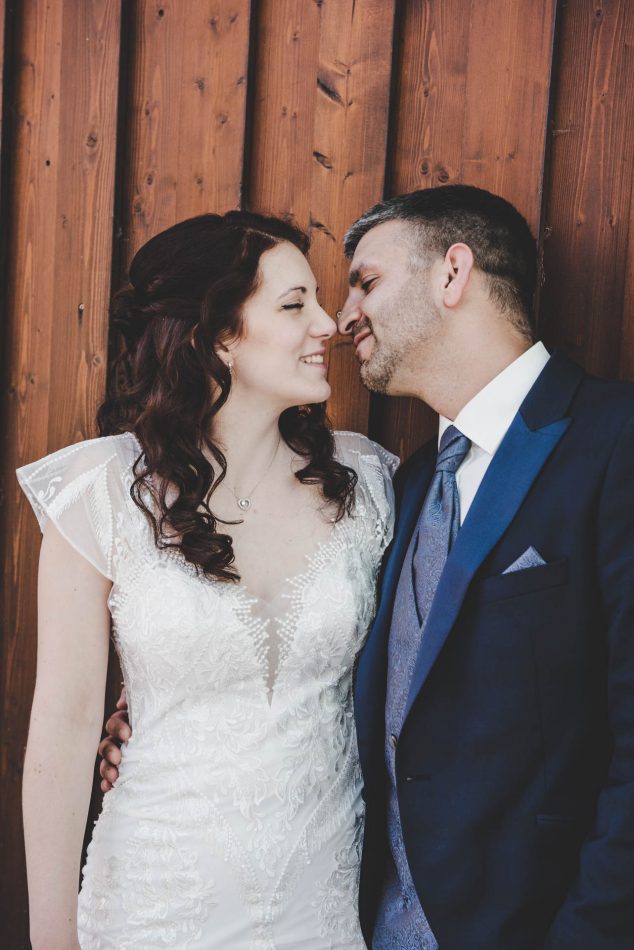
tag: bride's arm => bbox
[23,523,111,950]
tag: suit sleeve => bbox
[545,411,634,947]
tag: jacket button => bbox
[389,733,397,749]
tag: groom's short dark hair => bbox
[344,185,538,337]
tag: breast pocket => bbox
[474,557,568,604]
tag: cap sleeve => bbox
[16,436,130,580]
[334,430,399,551]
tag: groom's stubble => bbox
[359,263,443,396]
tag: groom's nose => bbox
[337,293,362,336]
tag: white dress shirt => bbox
[438,342,551,524]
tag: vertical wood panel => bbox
[0,1,122,940]
[122,0,252,265]
[371,0,559,459]
[249,0,397,434]
[247,0,320,222]
[540,0,634,378]
[620,183,634,380]
[0,1,5,159]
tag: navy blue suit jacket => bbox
[354,353,634,949]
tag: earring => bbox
[228,360,234,375]
[336,311,342,318]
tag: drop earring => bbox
[228,360,234,376]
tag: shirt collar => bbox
[438,341,551,455]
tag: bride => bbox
[19,211,397,949]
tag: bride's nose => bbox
[310,306,337,339]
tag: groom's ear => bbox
[440,243,474,309]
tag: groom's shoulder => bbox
[572,364,634,426]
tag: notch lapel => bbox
[402,352,583,722]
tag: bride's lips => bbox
[299,349,327,371]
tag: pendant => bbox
[237,497,251,511]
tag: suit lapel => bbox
[402,351,584,722]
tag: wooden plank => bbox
[371,0,558,459]
[540,0,634,379]
[0,0,7,379]
[248,0,397,434]
[247,0,321,222]
[620,179,634,380]
[0,1,5,169]
[121,0,252,265]
[0,1,122,938]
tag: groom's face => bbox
[338,220,441,394]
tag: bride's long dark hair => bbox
[97,211,357,581]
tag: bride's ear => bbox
[213,337,239,373]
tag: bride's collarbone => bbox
[214,490,338,595]
[224,498,336,549]
[212,478,334,534]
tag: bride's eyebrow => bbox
[277,286,307,299]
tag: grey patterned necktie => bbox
[411,424,472,626]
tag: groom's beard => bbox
[359,332,400,393]
[359,278,440,395]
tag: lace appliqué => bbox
[313,799,365,946]
[79,811,216,949]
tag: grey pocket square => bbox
[502,546,547,574]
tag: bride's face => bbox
[227,242,336,410]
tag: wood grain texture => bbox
[249,0,397,434]
[121,0,251,266]
[620,174,634,379]
[371,0,558,459]
[247,0,321,222]
[0,1,122,939]
[0,1,5,163]
[540,0,634,378]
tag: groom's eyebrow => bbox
[349,262,376,287]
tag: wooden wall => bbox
[1,0,632,941]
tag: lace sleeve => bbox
[334,430,399,552]
[16,435,127,580]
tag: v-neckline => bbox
[231,514,343,606]
[227,516,349,707]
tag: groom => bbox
[337,185,634,948]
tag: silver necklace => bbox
[228,435,282,512]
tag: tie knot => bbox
[436,424,471,474]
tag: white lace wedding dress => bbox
[18,430,397,950]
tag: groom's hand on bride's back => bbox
[98,687,131,792]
